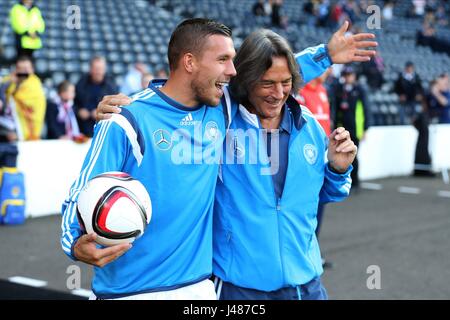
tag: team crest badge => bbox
[303,144,318,165]
[205,121,219,142]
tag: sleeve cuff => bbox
[70,239,79,261]
[311,44,332,70]
[326,163,353,177]
[324,44,333,65]
[68,230,83,261]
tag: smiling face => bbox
[191,35,237,106]
[247,56,292,126]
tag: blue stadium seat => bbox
[51,72,65,85]
[112,62,126,76]
[35,59,48,75]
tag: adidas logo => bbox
[182,113,193,122]
[180,113,199,126]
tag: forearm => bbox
[319,163,353,203]
[61,200,83,260]
[295,44,332,84]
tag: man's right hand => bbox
[96,94,132,121]
[73,233,132,268]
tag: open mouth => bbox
[265,100,282,107]
[215,81,228,91]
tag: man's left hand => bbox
[327,127,357,173]
[327,21,378,64]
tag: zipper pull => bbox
[276,198,281,211]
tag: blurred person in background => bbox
[130,73,154,96]
[0,81,18,168]
[45,80,85,141]
[412,97,433,177]
[435,4,448,27]
[303,0,318,26]
[2,55,46,141]
[74,56,118,137]
[331,65,370,191]
[430,73,450,124]
[433,73,450,123]
[252,0,266,16]
[271,0,288,29]
[9,0,45,60]
[155,68,168,79]
[382,0,395,21]
[411,0,426,17]
[297,67,334,268]
[360,51,384,90]
[120,62,149,96]
[426,78,440,123]
[342,0,361,24]
[394,61,424,125]
[125,73,155,97]
[298,68,333,136]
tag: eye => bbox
[261,82,273,88]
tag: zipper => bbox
[260,117,285,283]
[268,167,285,283]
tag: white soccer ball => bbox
[76,172,152,246]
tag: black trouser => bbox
[413,113,432,174]
[350,133,360,188]
[0,143,18,167]
[15,34,34,60]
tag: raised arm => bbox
[295,21,377,84]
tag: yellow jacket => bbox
[5,74,46,140]
[9,3,45,50]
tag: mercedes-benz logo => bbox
[153,129,172,151]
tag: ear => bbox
[182,53,196,74]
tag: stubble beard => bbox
[191,77,220,107]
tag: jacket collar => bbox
[286,94,306,131]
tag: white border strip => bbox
[437,190,450,198]
[9,276,48,287]
[361,182,383,190]
[71,288,93,298]
[398,186,421,194]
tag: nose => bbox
[272,83,284,100]
[226,60,237,78]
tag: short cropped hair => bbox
[57,80,74,94]
[229,29,302,106]
[15,55,33,66]
[89,55,106,66]
[167,18,232,71]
